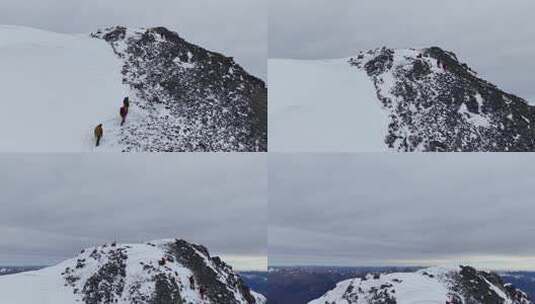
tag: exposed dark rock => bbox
[151,273,183,304]
[167,239,258,304]
[451,265,531,304]
[81,247,128,304]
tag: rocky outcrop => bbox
[91,26,267,152]
[350,47,535,151]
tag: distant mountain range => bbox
[0,266,45,276]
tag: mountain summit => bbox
[350,47,534,151]
[309,265,531,304]
[0,239,266,304]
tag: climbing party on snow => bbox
[94,97,130,147]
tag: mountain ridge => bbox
[0,239,266,304]
[269,46,534,152]
[309,265,531,304]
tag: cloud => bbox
[269,153,535,270]
[0,0,266,79]
[0,153,266,270]
[269,0,535,102]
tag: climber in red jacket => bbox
[120,105,128,126]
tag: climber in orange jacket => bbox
[94,124,103,147]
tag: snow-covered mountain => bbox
[308,265,531,304]
[0,239,266,304]
[269,47,534,152]
[0,25,266,152]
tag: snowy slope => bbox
[269,59,387,152]
[0,239,266,304]
[0,25,266,152]
[309,266,531,304]
[270,47,535,152]
[0,25,129,152]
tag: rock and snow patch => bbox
[0,239,266,304]
[92,26,267,152]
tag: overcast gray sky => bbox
[0,0,266,80]
[0,154,266,271]
[269,153,535,271]
[269,0,535,103]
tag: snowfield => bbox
[0,263,75,303]
[268,58,388,152]
[0,25,129,152]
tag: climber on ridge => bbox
[120,96,130,126]
[120,105,128,126]
[94,124,103,147]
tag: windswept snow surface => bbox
[269,59,388,152]
[0,263,75,303]
[0,25,129,151]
